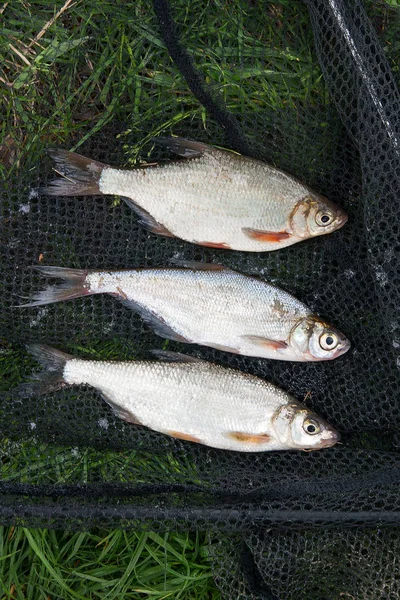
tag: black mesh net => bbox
[1,0,400,597]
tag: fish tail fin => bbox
[18,344,73,397]
[40,149,107,196]
[17,266,92,308]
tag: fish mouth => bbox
[318,429,341,449]
[332,338,351,359]
[335,209,348,230]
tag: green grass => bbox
[0,528,219,599]
[1,0,400,597]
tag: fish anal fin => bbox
[169,259,227,272]
[121,197,176,238]
[197,241,232,249]
[100,392,142,425]
[242,335,288,352]
[242,228,291,243]
[150,350,205,363]
[209,343,240,355]
[229,432,272,444]
[154,137,208,158]
[167,430,201,443]
[117,297,191,343]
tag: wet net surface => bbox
[1,0,400,597]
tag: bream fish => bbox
[22,345,340,452]
[41,138,348,252]
[19,261,350,361]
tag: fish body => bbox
[42,138,348,252]
[20,262,351,362]
[23,345,340,452]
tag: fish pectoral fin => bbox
[228,431,272,444]
[242,228,291,243]
[169,259,230,272]
[241,335,288,352]
[117,298,192,343]
[100,392,142,425]
[121,197,176,238]
[150,350,206,363]
[154,137,209,158]
[166,430,202,443]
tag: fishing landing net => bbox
[1,0,400,597]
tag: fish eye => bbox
[303,418,321,435]
[319,332,338,351]
[316,210,333,227]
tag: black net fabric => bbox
[1,0,400,597]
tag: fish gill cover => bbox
[0,0,400,598]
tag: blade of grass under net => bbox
[22,529,87,600]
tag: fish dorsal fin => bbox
[169,259,229,271]
[154,137,209,158]
[150,350,206,363]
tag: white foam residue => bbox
[29,307,49,328]
[393,340,400,349]
[374,266,388,287]
[29,422,36,430]
[28,188,39,199]
[18,203,30,214]
[98,418,109,430]
[344,269,355,279]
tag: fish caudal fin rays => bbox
[99,391,142,425]
[40,149,107,196]
[18,344,73,397]
[154,137,209,158]
[241,335,288,352]
[120,197,176,238]
[17,266,92,308]
[150,350,206,363]
[117,298,191,343]
[242,228,291,243]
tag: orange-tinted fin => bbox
[167,430,201,443]
[242,335,288,352]
[121,197,176,238]
[229,432,272,444]
[242,228,291,243]
[198,241,232,249]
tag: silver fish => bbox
[19,262,350,361]
[22,345,340,452]
[41,138,348,252]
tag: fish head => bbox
[288,317,351,361]
[272,403,340,450]
[290,194,348,239]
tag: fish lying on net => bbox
[20,344,340,452]
[40,138,347,252]
[18,261,350,361]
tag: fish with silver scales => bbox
[20,345,340,452]
[18,261,350,362]
[40,137,348,252]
